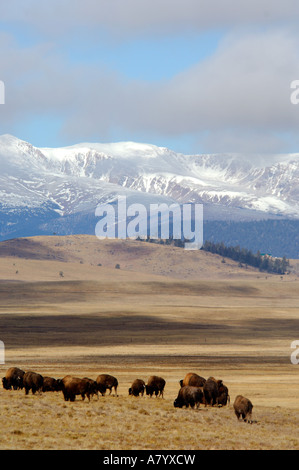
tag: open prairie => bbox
[0,235,298,450]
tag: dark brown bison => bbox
[174,386,205,409]
[23,371,44,395]
[145,376,166,398]
[83,377,99,400]
[129,379,145,397]
[2,367,25,390]
[179,372,206,388]
[217,382,230,406]
[203,377,221,406]
[42,376,63,392]
[233,395,253,423]
[96,374,118,396]
[58,375,92,402]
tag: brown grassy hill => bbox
[0,234,283,282]
[0,235,298,450]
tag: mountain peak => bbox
[0,134,24,145]
[0,135,298,221]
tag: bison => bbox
[23,371,44,395]
[2,367,25,390]
[145,376,166,398]
[217,382,230,407]
[129,379,146,397]
[179,372,206,388]
[83,377,99,400]
[174,386,205,409]
[42,376,63,392]
[233,395,253,423]
[58,375,92,402]
[203,377,220,406]
[96,374,118,396]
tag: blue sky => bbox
[1,1,299,156]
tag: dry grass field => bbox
[0,235,298,450]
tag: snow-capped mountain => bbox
[1,133,299,222]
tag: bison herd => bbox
[1,367,254,423]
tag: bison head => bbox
[15,376,24,389]
[173,398,183,408]
[2,377,10,390]
[54,379,64,391]
[145,385,153,396]
[55,379,64,390]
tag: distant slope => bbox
[0,234,290,282]
[204,219,299,259]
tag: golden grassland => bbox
[0,235,298,450]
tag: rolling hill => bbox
[0,234,296,282]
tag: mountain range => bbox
[0,134,298,257]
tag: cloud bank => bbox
[1,1,299,155]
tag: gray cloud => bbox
[2,0,299,38]
[1,4,299,154]
[60,29,299,152]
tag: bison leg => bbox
[244,412,253,423]
[189,399,195,408]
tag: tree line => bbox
[137,236,290,275]
[201,240,290,275]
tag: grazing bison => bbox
[2,367,25,390]
[42,376,63,392]
[203,377,220,406]
[217,382,230,407]
[96,374,118,396]
[145,376,166,398]
[174,386,205,409]
[233,395,253,423]
[83,377,99,400]
[23,371,44,395]
[179,372,206,388]
[58,375,92,402]
[129,379,146,397]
